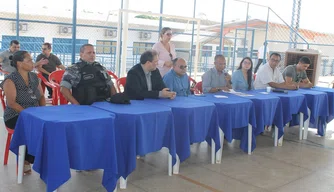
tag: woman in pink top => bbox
[152,27,176,77]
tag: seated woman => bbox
[232,57,254,91]
[0,51,46,174]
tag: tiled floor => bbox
[1,120,334,192]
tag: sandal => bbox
[24,164,32,174]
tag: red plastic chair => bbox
[194,81,203,94]
[188,77,197,94]
[0,88,14,165]
[37,73,57,105]
[49,70,67,105]
[116,77,126,93]
[107,70,119,81]
[0,69,9,75]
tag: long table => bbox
[10,105,118,192]
[190,93,256,163]
[144,97,220,173]
[92,101,176,180]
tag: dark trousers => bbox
[5,116,35,164]
[42,73,53,97]
[254,59,263,73]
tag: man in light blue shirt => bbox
[202,55,232,93]
[163,58,191,96]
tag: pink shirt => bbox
[152,41,176,77]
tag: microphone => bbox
[272,88,288,94]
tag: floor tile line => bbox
[198,164,271,192]
[270,171,315,191]
[177,174,224,192]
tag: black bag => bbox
[109,93,131,104]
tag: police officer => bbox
[60,44,117,105]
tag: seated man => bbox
[36,43,66,98]
[60,44,117,105]
[163,58,191,96]
[254,52,297,90]
[125,50,176,100]
[202,54,232,93]
[282,56,313,88]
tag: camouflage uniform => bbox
[60,59,113,90]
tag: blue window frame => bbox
[52,38,88,54]
[216,46,234,57]
[96,40,117,54]
[1,35,44,52]
[192,45,212,57]
[133,42,154,55]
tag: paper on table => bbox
[214,95,228,98]
[227,89,242,94]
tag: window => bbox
[216,46,234,57]
[237,48,248,58]
[252,49,258,58]
[133,42,154,55]
[52,38,88,54]
[96,40,117,54]
[192,45,212,57]
[2,35,44,52]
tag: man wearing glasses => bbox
[163,58,191,96]
[254,52,297,90]
[202,54,232,93]
[36,43,66,98]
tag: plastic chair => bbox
[0,69,9,75]
[188,77,197,94]
[49,70,67,105]
[0,88,14,165]
[116,77,126,93]
[194,81,203,94]
[37,73,57,105]
[107,70,119,81]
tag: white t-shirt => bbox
[258,45,269,59]
[254,63,284,89]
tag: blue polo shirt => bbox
[163,69,191,96]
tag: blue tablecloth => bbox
[294,89,329,135]
[10,105,118,192]
[144,97,220,163]
[269,90,309,127]
[311,87,334,123]
[230,90,284,139]
[190,94,256,152]
[91,101,176,179]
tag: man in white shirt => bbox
[254,42,269,73]
[254,52,297,90]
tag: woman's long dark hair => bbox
[237,57,253,90]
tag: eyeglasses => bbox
[179,65,187,69]
[270,58,280,63]
[166,33,173,36]
[42,48,48,51]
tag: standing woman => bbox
[152,27,176,77]
[232,57,254,91]
[0,51,46,174]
